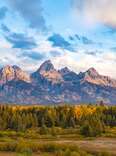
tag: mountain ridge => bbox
[0,60,116,105]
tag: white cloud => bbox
[52,50,116,79]
[72,0,116,28]
[0,37,116,79]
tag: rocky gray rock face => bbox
[0,65,30,85]
[32,60,63,84]
[0,60,116,105]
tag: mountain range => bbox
[0,60,116,105]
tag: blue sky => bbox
[0,0,116,78]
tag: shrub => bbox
[0,142,16,151]
[39,125,49,135]
[64,148,72,156]
[98,151,111,156]
[17,148,32,156]
[16,138,29,153]
[80,123,93,137]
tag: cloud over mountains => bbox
[1,24,37,50]
[7,0,47,31]
[72,0,116,28]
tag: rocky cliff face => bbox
[78,68,116,88]
[0,60,116,105]
[32,60,63,84]
[0,65,30,85]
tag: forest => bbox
[0,104,116,134]
[0,104,116,156]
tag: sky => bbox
[0,0,116,78]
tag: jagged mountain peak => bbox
[59,67,79,82]
[0,65,14,84]
[32,60,63,84]
[59,67,71,75]
[78,67,99,80]
[78,67,116,88]
[86,67,99,77]
[2,65,13,72]
[2,65,21,72]
[12,65,21,70]
[38,60,55,74]
[0,65,30,85]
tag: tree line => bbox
[0,104,116,137]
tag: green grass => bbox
[0,128,115,156]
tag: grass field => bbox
[0,128,115,156]
[0,137,116,156]
[0,152,49,156]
